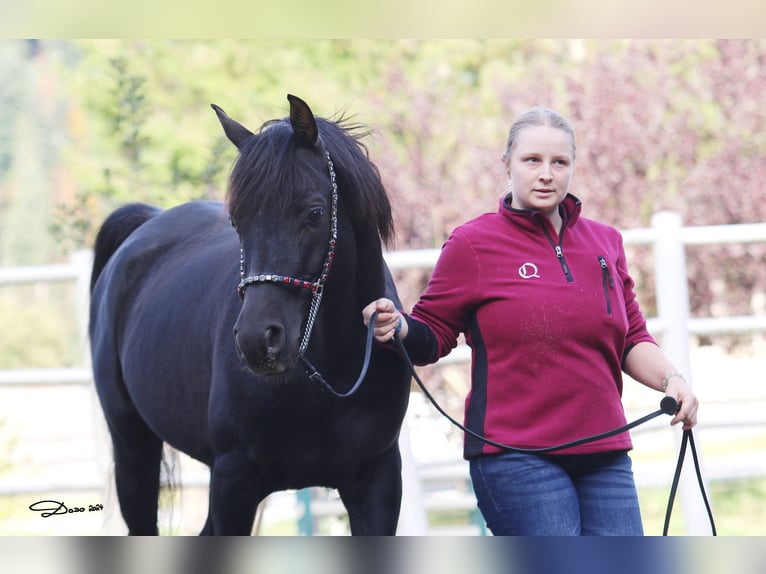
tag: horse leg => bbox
[108,418,164,535]
[208,452,263,535]
[338,445,403,535]
[199,481,219,535]
[199,494,265,535]
[200,510,214,536]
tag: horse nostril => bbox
[264,325,285,354]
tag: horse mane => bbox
[226,114,395,248]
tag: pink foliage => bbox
[365,40,766,341]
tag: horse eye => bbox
[307,207,325,226]
[229,217,238,231]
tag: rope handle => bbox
[303,311,717,535]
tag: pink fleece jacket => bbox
[405,193,657,457]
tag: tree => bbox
[50,53,233,251]
[11,38,766,340]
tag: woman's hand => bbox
[362,298,407,343]
[666,376,699,430]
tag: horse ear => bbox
[287,94,319,148]
[211,103,255,150]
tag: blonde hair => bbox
[501,107,576,165]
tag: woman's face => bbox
[506,125,574,218]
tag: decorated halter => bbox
[237,150,339,355]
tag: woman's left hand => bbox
[666,377,699,430]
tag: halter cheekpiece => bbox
[237,150,339,354]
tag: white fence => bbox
[1,212,765,535]
[0,249,93,386]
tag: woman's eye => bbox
[307,207,325,225]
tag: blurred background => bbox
[0,39,764,537]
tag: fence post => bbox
[651,211,713,535]
[71,249,93,367]
[296,489,314,535]
[397,417,429,534]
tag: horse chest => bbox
[226,390,393,464]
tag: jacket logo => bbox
[518,262,540,279]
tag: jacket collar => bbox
[499,192,582,234]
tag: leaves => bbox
[2,39,764,343]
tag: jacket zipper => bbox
[541,224,573,282]
[598,256,613,315]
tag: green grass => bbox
[638,477,766,536]
[2,478,763,535]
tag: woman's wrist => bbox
[661,370,686,392]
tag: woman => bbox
[363,107,699,535]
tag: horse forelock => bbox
[225,119,295,222]
[225,114,394,248]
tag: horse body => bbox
[91,202,231,464]
[89,95,411,535]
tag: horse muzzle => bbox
[233,322,294,376]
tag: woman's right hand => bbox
[362,298,408,343]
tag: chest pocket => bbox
[598,255,614,315]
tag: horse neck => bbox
[350,225,388,307]
[317,224,386,354]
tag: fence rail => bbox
[1,214,766,535]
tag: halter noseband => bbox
[237,150,339,355]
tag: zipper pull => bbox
[555,245,571,278]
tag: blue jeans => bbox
[469,450,644,536]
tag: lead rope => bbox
[304,313,717,534]
[389,330,717,535]
[663,428,717,535]
[298,309,377,398]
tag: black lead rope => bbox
[306,312,716,534]
[297,315,377,398]
[389,318,717,536]
[662,428,717,535]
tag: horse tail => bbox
[90,203,161,291]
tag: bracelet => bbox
[393,314,403,336]
[661,370,686,392]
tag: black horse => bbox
[89,94,411,535]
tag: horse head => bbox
[212,95,340,376]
